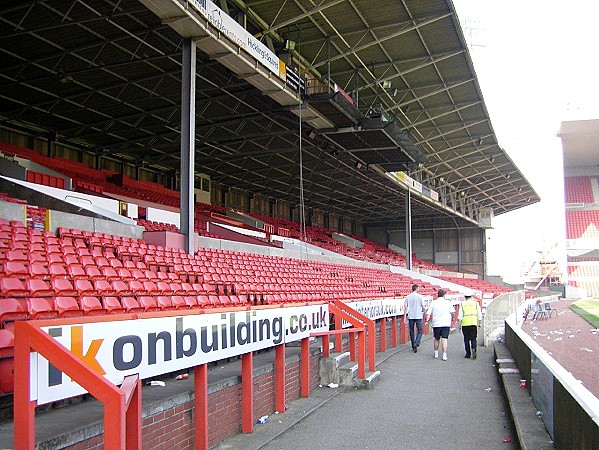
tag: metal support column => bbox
[181,38,196,255]
[405,189,412,271]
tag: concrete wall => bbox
[0,200,27,224]
[505,318,599,449]
[49,209,144,239]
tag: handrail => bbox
[327,303,366,378]
[13,321,141,450]
[334,300,377,372]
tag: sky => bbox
[452,0,599,284]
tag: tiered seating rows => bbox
[564,176,595,204]
[439,276,511,298]
[565,210,599,239]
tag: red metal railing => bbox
[13,320,141,450]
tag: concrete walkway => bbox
[216,332,516,450]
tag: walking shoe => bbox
[413,346,418,353]
[442,353,447,361]
[434,350,439,359]
[472,349,477,360]
[464,354,471,359]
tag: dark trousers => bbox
[408,318,423,349]
[462,325,478,356]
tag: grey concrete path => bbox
[217,332,515,450]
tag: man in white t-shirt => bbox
[426,289,455,361]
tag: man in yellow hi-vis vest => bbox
[458,295,482,359]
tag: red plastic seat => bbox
[169,282,186,295]
[196,295,210,307]
[51,278,77,296]
[120,296,143,313]
[74,279,96,296]
[79,296,105,315]
[0,329,15,394]
[26,279,53,297]
[54,297,82,317]
[28,262,49,279]
[0,278,28,297]
[7,250,28,262]
[183,296,198,308]
[67,265,87,280]
[49,263,68,278]
[93,279,114,296]
[27,297,57,319]
[100,266,119,281]
[111,280,131,295]
[4,261,28,279]
[116,268,134,281]
[102,296,125,314]
[170,295,186,309]
[156,281,173,295]
[127,280,145,295]
[0,298,28,327]
[84,266,104,280]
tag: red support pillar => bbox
[391,316,398,348]
[275,344,286,413]
[241,352,254,433]
[400,316,407,344]
[14,324,35,450]
[194,364,209,450]
[380,318,387,352]
[300,337,310,398]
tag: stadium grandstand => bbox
[0,0,550,448]
[560,119,599,299]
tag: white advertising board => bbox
[189,0,283,78]
[33,305,328,405]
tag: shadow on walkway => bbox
[216,332,515,450]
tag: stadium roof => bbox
[0,0,539,229]
[559,119,599,169]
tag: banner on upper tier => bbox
[32,305,328,405]
[189,0,284,79]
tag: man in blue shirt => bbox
[404,284,425,353]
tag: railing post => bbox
[335,314,342,352]
[380,318,387,352]
[357,330,366,379]
[321,334,330,358]
[275,344,286,413]
[194,364,209,450]
[300,337,310,398]
[391,316,398,348]
[124,376,141,450]
[368,325,376,372]
[348,331,356,361]
[401,315,407,344]
[241,352,254,433]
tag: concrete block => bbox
[353,370,381,389]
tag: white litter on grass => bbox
[327,383,339,388]
[554,337,562,342]
[568,335,575,339]
[591,329,599,334]
[581,348,594,352]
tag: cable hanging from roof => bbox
[298,79,308,261]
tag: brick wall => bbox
[63,349,320,450]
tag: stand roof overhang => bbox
[0,0,539,229]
